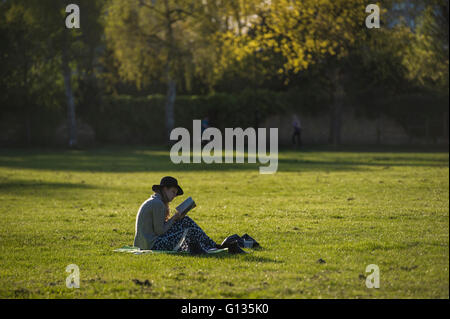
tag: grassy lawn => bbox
[0,146,448,299]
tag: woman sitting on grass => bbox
[133,176,244,254]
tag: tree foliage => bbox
[403,0,449,92]
[1,0,448,145]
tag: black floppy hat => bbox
[152,176,184,196]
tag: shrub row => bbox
[1,88,447,146]
[84,88,321,145]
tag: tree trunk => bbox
[425,116,430,142]
[26,115,31,145]
[329,68,344,148]
[332,100,342,147]
[376,114,383,145]
[62,40,77,147]
[23,60,31,145]
[444,111,449,142]
[165,70,176,145]
[163,0,176,146]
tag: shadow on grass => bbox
[282,144,449,153]
[0,146,447,173]
[0,180,98,194]
[163,250,282,263]
[279,157,448,170]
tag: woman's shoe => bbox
[226,240,247,254]
[188,241,207,255]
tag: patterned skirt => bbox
[152,216,217,251]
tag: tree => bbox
[0,0,64,144]
[403,0,449,93]
[218,0,370,145]
[28,0,80,147]
[105,0,208,144]
[0,0,105,147]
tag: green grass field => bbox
[0,146,448,299]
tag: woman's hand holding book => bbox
[172,209,186,221]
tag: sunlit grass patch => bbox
[0,146,448,298]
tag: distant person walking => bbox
[292,116,302,148]
[201,117,209,134]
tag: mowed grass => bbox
[0,146,448,299]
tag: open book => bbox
[176,196,196,215]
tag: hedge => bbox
[84,89,302,145]
[2,88,446,146]
[79,88,450,145]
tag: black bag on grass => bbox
[220,234,261,249]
